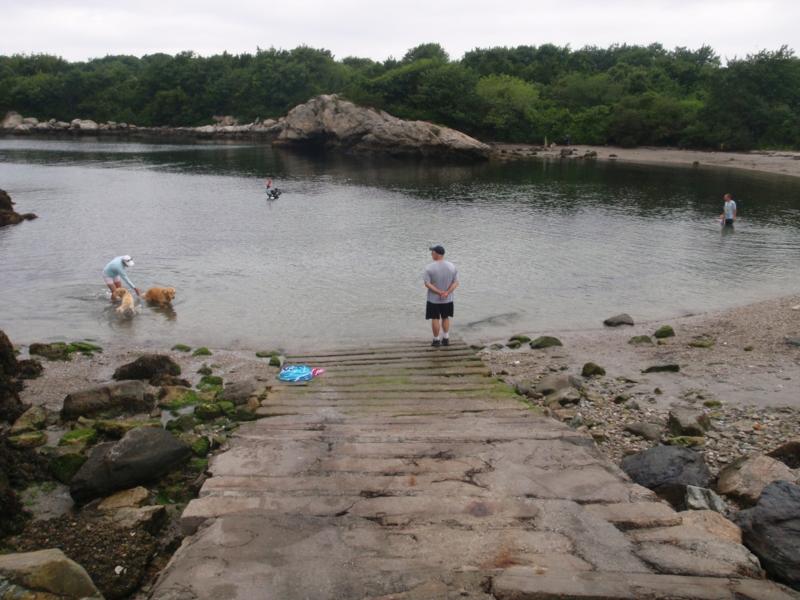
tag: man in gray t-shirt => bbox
[423,244,459,347]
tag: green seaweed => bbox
[172,344,192,352]
[192,347,212,356]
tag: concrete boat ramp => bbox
[150,341,797,599]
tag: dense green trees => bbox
[1,42,798,149]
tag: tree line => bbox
[1,42,798,149]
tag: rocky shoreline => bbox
[480,295,800,588]
[0,189,36,228]
[0,332,286,598]
[1,295,799,595]
[1,95,490,160]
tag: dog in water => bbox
[111,287,136,317]
[143,287,176,306]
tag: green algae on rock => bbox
[529,336,563,349]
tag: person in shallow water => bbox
[102,255,140,299]
[423,244,459,347]
[721,193,737,227]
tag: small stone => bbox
[98,486,150,510]
[642,364,680,373]
[668,409,711,436]
[625,422,662,441]
[603,313,634,327]
[581,362,605,377]
[654,325,675,339]
[628,335,654,345]
[529,336,563,349]
[684,485,727,513]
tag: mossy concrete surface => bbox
[152,338,784,599]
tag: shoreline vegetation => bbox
[1,42,799,152]
[3,105,800,179]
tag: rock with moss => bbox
[49,449,87,484]
[113,354,181,383]
[15,359,43,380]
[8,431,47,449]
[269,354,285,367]
[529,336,563,349]
[255,350,279,358]
[689,336,715,348]
[189,436,210,457]
[642,364,681,373]
[196,365,213,376]
[192,347,212,357]
[508,334,531,344]
[59,427,98,447]
[581,362,606,377]
[165,414,198,433]
[194,403,223,421]
[197,375,223,393]
[667,436,706,448]
[29,342,72,361]
[159,389,201,411]
[67,341,103,356]
[628,335,654,345]
[654,325,675,339]
[172,344,192,352]
[506,340,522,349]
[61,380,151,420]
[94,418,158,439]
[10,406,47,434]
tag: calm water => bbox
[1,137,800,350]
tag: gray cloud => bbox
[3,0,797,62]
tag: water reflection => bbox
[1,138,799,349]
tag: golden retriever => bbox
[143,287,176,306]
[112,287,135,317]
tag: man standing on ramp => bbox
[423,244,459,347]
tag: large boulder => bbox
[0,329,27,423]
[620,445,712,508]
[219,378,268,406]
[61,380,151,419]
[716,454,796,506]
[1,111,23,129]
[736,481,800,590]
[0,548,101,599]
[0,188,37,228]
[767,438,800,469]
[274,95,490,160]
[70,427,191,503]
[112,354,180,383]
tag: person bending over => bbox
[103,255,140,299]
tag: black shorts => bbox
[724,218,734,226]
[426,301,454,320]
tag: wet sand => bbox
[491,143,800,180]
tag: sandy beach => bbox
[491,143,800,180]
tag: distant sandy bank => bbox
[491,143,800,180]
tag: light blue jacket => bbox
[103,256,136,290]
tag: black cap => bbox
[429,244,445,255]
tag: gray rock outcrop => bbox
[736,480,800,589]
[70,427,190,503]
[620,445,712,508]
[112,354,181,383]
[61,380,151,419]
[273,94,490,160]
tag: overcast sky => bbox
[3,0,798,63]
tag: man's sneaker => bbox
[431,339,441,347]
[442,338,450,346]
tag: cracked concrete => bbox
[149,341,798,599]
